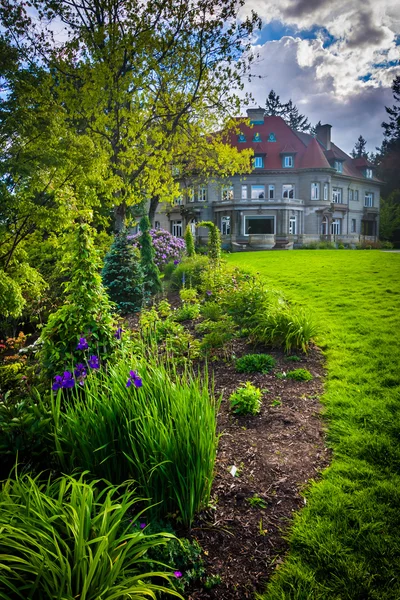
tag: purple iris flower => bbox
[114,327,124,339]
[76,337,89,350]
[52,375,63,391]
[206,290,212,296]
[174,571,183,578]
[139,522,146,529]
[88,355,100,369]
[62,371,75,388]
[173,259,179,265]
[126,370,143,388]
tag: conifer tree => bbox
[102,231,144,314]
[285,100,311,132]
[184,224,196,257]
[265,90,287,117]
[198,221,221,266]
[139,216,162,295]
[351,135,368,159]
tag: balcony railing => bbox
[217,196,304,205]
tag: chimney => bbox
[316,124,332,150]
[246,107,265,124]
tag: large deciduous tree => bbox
[1,0,261,231]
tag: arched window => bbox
[321,217,328,235]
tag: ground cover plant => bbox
[227,250,400,600]
[235,353,276,374]
[0,471,181,599]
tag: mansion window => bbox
[241,184,248,199]
[253,155,264,168]
[244,216,274,235]
[189,218,196,235]
[251,184,265,199]
[175,195,183,205]
[268,185,275,199]
[154,221,161,230]
[172,220,182,237]
[221,186,234,201]
[311,182,320,200]
[334,160,343,173]
[332,187,343,203]
[289,215,297,235]
[354,190,359,201]
[364,192,374,207]
[282,184,294,199]
[365,168,373,179]
[331,219,341,235]
[323,183,328,200]
[253,132,261,142]
[283,155,294,168]
[221,216,231,235]
[348,189,353,201]
[238,133,246,142]
[188,185,207,202]
[321,217,328,235]
[351,219,356,233]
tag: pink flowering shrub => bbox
[129,228,186,270]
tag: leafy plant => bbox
[170,256,209,290]
[102,231,145,314]
[174,303,201,322]
[203,574,222,590]
[184,224,195,257]
[229,381,262,416]
[165,331,201,365]
[158,299,172,318]
[50,358,219,527]
[200,302,224,321]
[179,288,198,303]
[235,353,276,374]
[247,494,268,509]
[139,216,162,295]
[39,223,117,378]
[197,221,221,265]
[285,354,301,362]
[250,304,318,353]
[286,368,313,381]
[0,471,181,599]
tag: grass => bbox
[227,250,400,599]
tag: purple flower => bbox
[88,355,100,369]
[76,337,89,350]
[173,259,179,265]
[126,370,143,388]
[174,571,183,578]
[114,327,124,340]
[74,363,87,386]
[62,371,75,388]
[140,522,146,529]
[206,290,212,296]
[52,375,63,391]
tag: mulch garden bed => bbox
[185,341,329,599]
[126,304,330,599]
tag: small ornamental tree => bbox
[40,223,117,377]
[139,216,162,295]
[197,221,221,265]
[102,232,144,314]
[184,224,195,257]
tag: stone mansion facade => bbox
[153,108,381,249]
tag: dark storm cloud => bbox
[346,10,387,48]
[283,0,331,19]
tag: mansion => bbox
[154,108,381,249]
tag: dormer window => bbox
[238,133,246,142]
[283,155,294,168]
[334,160,343,173]
[253,155,264,168]
[365,168,373,179]
[253,132,261,142]
[268,133,276,142]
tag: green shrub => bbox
[220,273,280,328]
[40,223,117,378]
[163,260,178,280]
[158,299,172,318]
[229,382,262,415]
[285,354,301,362]
[235,353,276,374]
[102,231,144,314]
[197,221,221,265]
[286,368,313,381]
[200,302,224,321]
[165,330,201,365]
[170,256,209,290]
[139,215,162,295]
[174,303,201,322]
[0,472,180,599]
[338,243,345,249]
[184,224,195,257]
[179,287,198,303]
[250,304,318,353]
[50,358,219,527]
[0,362,24,395]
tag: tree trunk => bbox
[148,195,160,227]
[114,201,126,233]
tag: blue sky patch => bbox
[254,20,338,48]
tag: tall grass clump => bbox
[251,303,318,353]
[0,471,181,599]
[50,359,219,527]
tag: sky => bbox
[240,0,400,154]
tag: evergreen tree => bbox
[351,135,368,159]
[382,75,400,144]
[102,232,144,314]
[197,221,221,266]
[285,100,311,132]
[265,90,287,117]
[184,224,195,257]
[139,216,162,296]
[377,76,400,200]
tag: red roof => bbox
[299,137,331,169]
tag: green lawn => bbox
[227,250,400,600]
